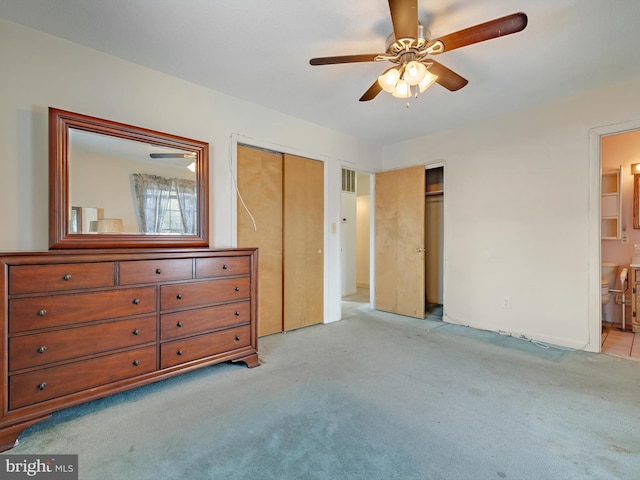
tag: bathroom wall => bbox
[601,129,640,322]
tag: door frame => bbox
[589,118,640,352]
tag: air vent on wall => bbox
[342,168,356,193]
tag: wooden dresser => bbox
[0,248,258,451]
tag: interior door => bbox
[283,154,324,331]
[375,165,425,318]
[237,145,283,336]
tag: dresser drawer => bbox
[119,259,193,285]
[160,325,250,369]
[9,345,157,410]
[195,256,250,278]
[9,287,156,333]
[9,262,115,295]
[9,315,157,371]
[161,301,250,341]
[160,277,250,311]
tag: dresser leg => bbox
[0,416,52,452]
[232,353,260,368]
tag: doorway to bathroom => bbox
[598,126,640,358]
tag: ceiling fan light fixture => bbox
[187,161,196,172]
[391,78,411,98]
[418,70,438,93]
[378,68,401,93]
[404,60,427,86]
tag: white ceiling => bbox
[2,0,640,145]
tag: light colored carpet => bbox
[11,309,640,479]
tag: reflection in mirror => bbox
[69,129,197,235]
[49,107,209,249]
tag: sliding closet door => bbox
[237,145,283,336]
[283,154,324,331]
[375,165,425,318]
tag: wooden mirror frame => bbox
[49,107,209,249]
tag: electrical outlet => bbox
[502,297,511,309]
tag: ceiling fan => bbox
[149,153,195,159]
[309,0,527,102]
[149,152,197,172]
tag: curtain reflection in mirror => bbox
[132,174,196,234]
[174,178,197,234]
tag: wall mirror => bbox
[49,107,209,248]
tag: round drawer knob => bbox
[62,274,71,281]
[177,321,183,327]
[132,360,139,366]
[37,309,47,317]
[133,299,140,305]
[37,383,47,391]
[177,293,183,300]
[234,287,240,292]
[37,346,47,354]
[156,268,162,274]
[234,311,240,316]
[132,329,139,336]
[177,350,183,356]
[234,336,240,342]
[223,264,229,270]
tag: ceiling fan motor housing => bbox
[385,24,428,57]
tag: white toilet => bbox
[601,262,619,321]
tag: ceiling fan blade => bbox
[428,60,468,91]
[427,12,527,53]
[359,80,383,102]
[150,153,194,159]
[310,53,382,66]
[388,0,418,41]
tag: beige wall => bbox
[0,19,382,324]
[384,77,640,351]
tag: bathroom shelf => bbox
[601,167,622,240]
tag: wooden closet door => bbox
[283,154,324,331]
[237,145,283,336]
[375,165,425,318]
